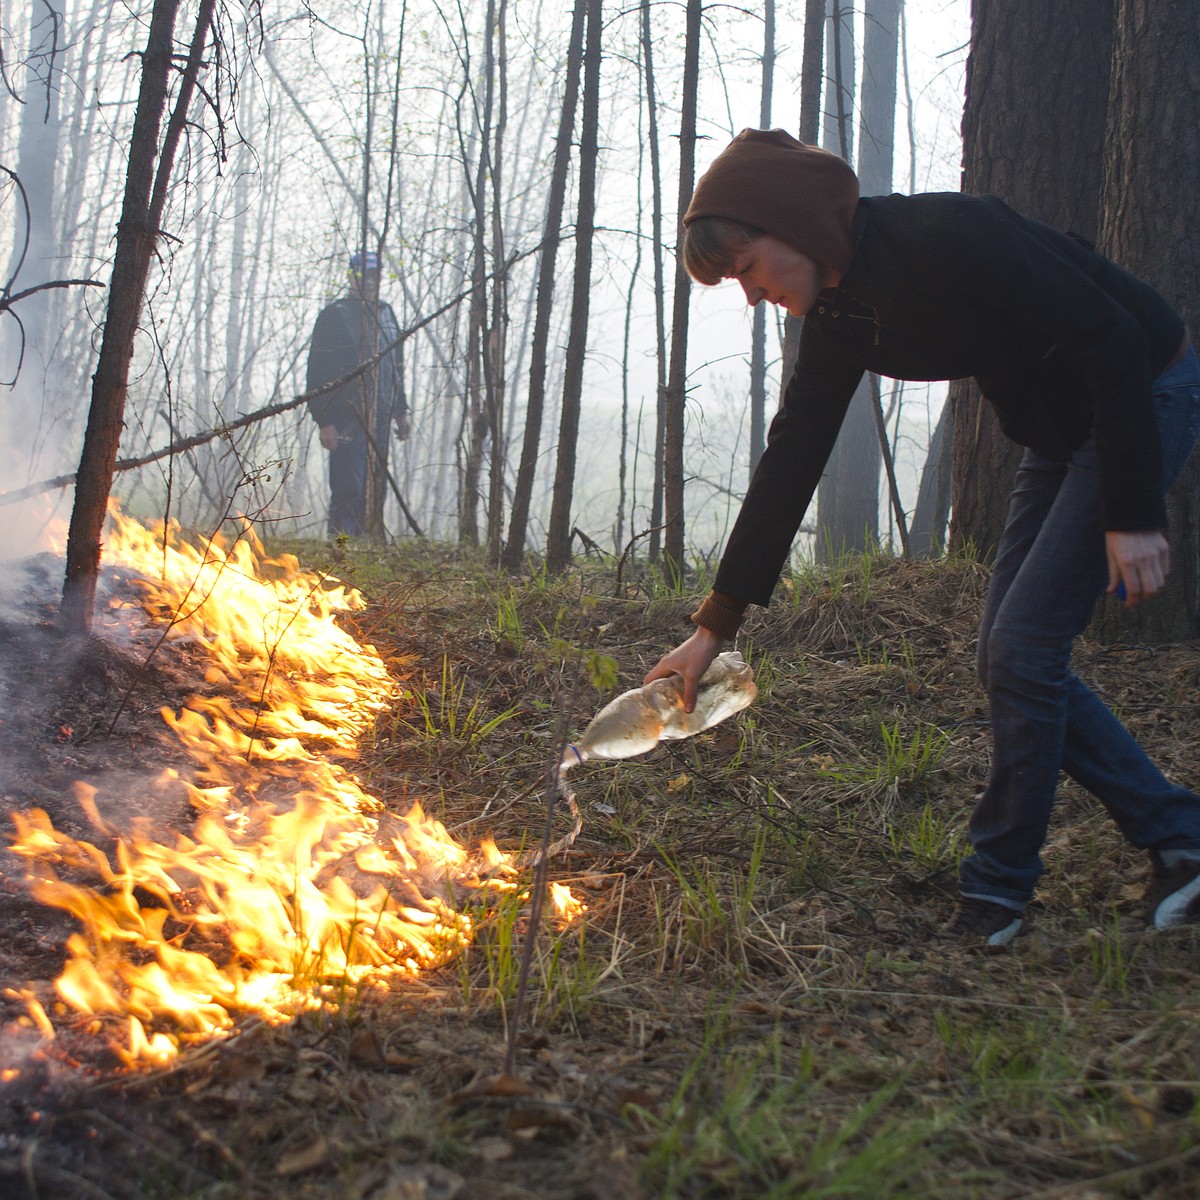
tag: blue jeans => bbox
[960,346,1200,910]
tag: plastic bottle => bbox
[562,650,757,768]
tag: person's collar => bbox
[827,201,869,302]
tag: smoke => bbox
[0,314,81,564]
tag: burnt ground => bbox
[0,543,1198,1200]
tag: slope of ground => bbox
[0,541,1197,1199]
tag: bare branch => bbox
[0,277,104,312]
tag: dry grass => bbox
[2,541,1199,1199]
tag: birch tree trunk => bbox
[4,0,64,369]
[485,0,509,562]
[460,53,492,546]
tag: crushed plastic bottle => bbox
[562,650,757,768]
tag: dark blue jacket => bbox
[305,296,407,434]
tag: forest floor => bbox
[0,536,1198,1200]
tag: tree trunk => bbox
[643,0,669,564]
[4,0,64,369]
[822,0,855,162]
[545,0,602,573]
[459,10,495,547]
[910,401,953,558]
[502,0,586,570]
[359,30,385,539]
[60,0,216,635]
[949,0,1113,558]
[1090,0,1200,642]
[485,0,509,562]
[816,0,897,561]
[776,0,825,421]
[748,0,775,480]
[661,0,701,581]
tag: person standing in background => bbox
[306,250,409,537]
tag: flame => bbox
[7,508,580,1066]
[549,881,587,924]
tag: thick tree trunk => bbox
[545,0,601,573]
[949,0,1113,558]
[60,0,215,635]
[1090,0,1200,642]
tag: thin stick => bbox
[871,373,911,556]
[503,663,582,1077]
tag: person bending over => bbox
[645,128,1200,947]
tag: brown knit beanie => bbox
[684,129,860,272]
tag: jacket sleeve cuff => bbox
[690,590,749,641]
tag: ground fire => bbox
[5,508,581,1068]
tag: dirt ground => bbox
[0,543,1198,1199]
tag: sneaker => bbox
[1146,858,1200,930]
[942,897,1023,947]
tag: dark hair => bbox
[682,216,766,285]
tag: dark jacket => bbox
[305,295,407,433]
[714,191,1185,607]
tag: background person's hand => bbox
[1106,529,1170,607]
[643,626,725,712]
[319,424,341,452]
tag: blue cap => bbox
[349,250,380,274]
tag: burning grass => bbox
[1,530,1199,1198]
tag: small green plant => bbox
[584,648,619,694]
[403,654,517,749]
[1087,907,1140,997]
[819,719,949,812]
[456,884,602,1026]
[494,587,524,651]
[751,648,778,697]
[532,917,605,1027]
[636,1032,934,1200]
[655,829,766,969]
[888,801,964,873]
[458,886,525,1005]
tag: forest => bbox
[1,1,1199,1198]
[1,0,967,580]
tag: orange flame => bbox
[7,508,578,1066]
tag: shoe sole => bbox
[986,916,1022,947]
[1153,873,1200,929]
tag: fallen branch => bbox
[0,243,544,510]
